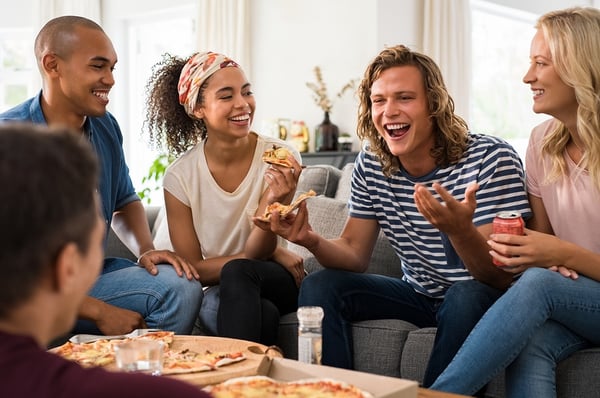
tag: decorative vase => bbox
[314,111,339,152]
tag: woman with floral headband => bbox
[144,51,304,345]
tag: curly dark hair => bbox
[144,53,207,156]
[356,45,469,177]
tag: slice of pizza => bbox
[259,189,316,221]
[52,330,175,368]
[53,340,115,367]
[262,144,294,168]
[163,348,246,375]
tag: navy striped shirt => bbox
[349,134,531,298]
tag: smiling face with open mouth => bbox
[370,65,436,176]
[193,67,255,140]
[523,29,577,124]
[51,26,117,123]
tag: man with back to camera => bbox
[0,123,211,397]
[0,15,202,336]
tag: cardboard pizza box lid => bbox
[258,357,418,398]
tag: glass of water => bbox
[113,339,164,376]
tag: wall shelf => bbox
[301,151,359,168]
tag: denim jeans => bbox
[298,269,503,386]
[431,268,600,397]
[74,257,203,335]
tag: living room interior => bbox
[2,1,599,397]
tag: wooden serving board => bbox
[162,335,273,387]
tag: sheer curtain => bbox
[196,0,251,77]
[35,0,102,26]
[31,0,102,89]
[422,0,471,121]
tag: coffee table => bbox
[418,387,472,397]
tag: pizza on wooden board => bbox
[204,375,374,398]
[52,331,246,374]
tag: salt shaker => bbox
[297,306,324,364]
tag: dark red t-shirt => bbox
[0,331,212,398]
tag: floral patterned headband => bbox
[177,51,240,116]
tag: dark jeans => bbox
[217,259,299,346]
[297,269,503,387]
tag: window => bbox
[0,28,35,112]
[470,1,548,164]
[122,8,195,204]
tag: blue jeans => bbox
[298,269,503,386]
[74,257,203,334]
[431,268,600,397]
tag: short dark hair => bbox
[0,123,99,317]
[34,15,104,66]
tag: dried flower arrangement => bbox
[306,66,357,113]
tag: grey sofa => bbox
[106,163,600,398]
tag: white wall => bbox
[3,0,595,153]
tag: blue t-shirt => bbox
[0,91,140,245]
[350,133,531,298]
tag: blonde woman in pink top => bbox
[431,7,600,397]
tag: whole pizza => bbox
[204,375,374,398]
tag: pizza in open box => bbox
[204,375,374,398]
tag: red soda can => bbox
[492,211,524,266]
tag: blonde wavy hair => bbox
[537,7,600,190]
[356,45,468,177]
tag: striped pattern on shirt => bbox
[349,134,531,298]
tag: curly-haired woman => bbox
[144,51,304,346]
[254,44,531,386]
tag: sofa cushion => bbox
[334,162,354,202]
[152,206,174,251]
[353,319,418,377]
[556,347,600,398]
[296,164,341,199]
[400,327,436,383]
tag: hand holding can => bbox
[492,211,524,266]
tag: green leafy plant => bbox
[138,153,174,204]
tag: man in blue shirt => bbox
[0,15,202,335]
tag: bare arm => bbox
[489,194,600,281]
[165,190,239,285]
[414,182,513,290]
[78,296,146,335]
[255,201,380,273]
[111,200,154,256]
[112,199,197,279]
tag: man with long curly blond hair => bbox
[256,45,531,389]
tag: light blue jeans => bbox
[74,257,203,334]
[431,268,600,397]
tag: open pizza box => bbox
[255,357,418,398]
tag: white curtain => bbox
[422,0,471,121]
[35,0,102,27]
[197,0,251,77]
[31,0,102,89]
